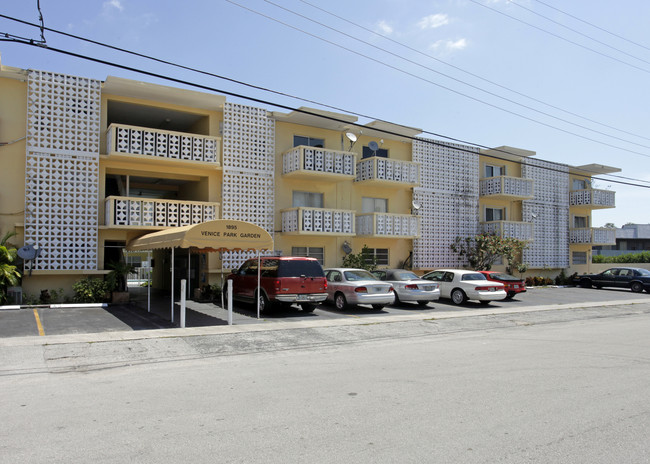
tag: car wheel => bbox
[257,291,271,313]
[594,284,602,289]
[505,292,515,299]
[417,300,429,306]
[451,289,467,305]
[371,304,385,310]
[335,293,348,310]
[300,303,316,312]
[579,278,592,288]
[393,293,401,305]
[480,300,491,305]
[631,282,644,293]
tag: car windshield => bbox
[344,270,377,281]
[489,273,521,281]
[637,269,650,276]
[392,271,420,281]
[461,273,487,281]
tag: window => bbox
[294,135,324,148]
[572,251,587,265]
[364,248,389,266]
[485,207,505,222]
[573,216,588,228]
[362,146,388,158]
[362,197,388,213]
[485,165,505,177]
[292,247,324,264]
[572,179,587,190]
[293,191,324,208]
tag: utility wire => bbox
[509,0,650,66]
[295,0,650,144]
[529,0,650,53]
[225,0,650,159]
[468,0,650,75]
[1,35,647,189]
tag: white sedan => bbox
[421,269,507,305]
[324,268,395,310]
[371,269,440,306]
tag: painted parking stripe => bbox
[33,309,45,336]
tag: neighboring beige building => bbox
[0,60,619,299]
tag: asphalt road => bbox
[1,304,649,463]
[1,286,648,338]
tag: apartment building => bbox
[0,61,619,298]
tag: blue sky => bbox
[1,0,649,227]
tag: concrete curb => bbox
[1,297,648,348]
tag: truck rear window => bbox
[277,260,325,278]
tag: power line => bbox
[529,0,650,53]
[1,35,647,189]
[224,0,650,159]
[509,0,650,66]
[468,0,650,75]
[295,0,650,145]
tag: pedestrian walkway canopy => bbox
[126,219,273,252]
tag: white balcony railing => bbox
[106,123,220,164]
[281,207,355,235]
[356,157,419,185]
[479,176,533,199]
[105,196,219,227]
[481,221,534,241]
[283,146,356,177]
[570,227,616,245]
[356,213,419,238]
[570,189,615,209]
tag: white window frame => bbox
[293,135,325,148]
[485,164,506,178]
[362,197,388,213]
[485,207,506,222]
[293,191,324,208]
[572,251,588,265]
[573,215,589,228]
[364,248,389,266]
[292,246,324,264]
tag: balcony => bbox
[356,213,419,238]
[281,207,355,235]
[356,157,419,187]
[282,146,356,180]
[479,176,533,200]
[480,221,534,241]
[106,123,220,165]
[570,189,615,209]
[570,227,616,245]
[105,196,219,228]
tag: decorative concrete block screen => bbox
[412,139,479,269]
[25,70,101,270]
[221,103,275,269]
[522,159,569,268]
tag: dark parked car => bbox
[479,271,526,299]
[226,256,328,312]
[576,267,650,293]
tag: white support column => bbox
[171,247,175,323]
[180,279,186,328]
[187,249,191,300]
[227,279,233,326]
[147,251,151,313]
[256,252,261,320]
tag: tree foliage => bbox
[451,233,528,272]
[341,245,377,271]
[0,231,21,304]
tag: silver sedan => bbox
[372,269,440,306]
[324,268,395,310]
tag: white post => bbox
[187,248,191,300]
[147,250,151,313]
[180,279,186,328]
[256,252,261,320]
[171,247,175,323]
[227,279,233,326]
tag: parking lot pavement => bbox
[0,286,648,339]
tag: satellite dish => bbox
[17,244,40,260]
[411,201,421,211]
[345,132,358,151]
[531,213,538,219]
[342,241,352,255]
[368,140,379,153]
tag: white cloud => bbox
[417,13,449,30]
[376,20,393,35]
[103,0,124,13]
[430,38,468,54]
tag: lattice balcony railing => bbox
[282,146,356,177]
[479,176,533,199]
[356,213,419,237]
[569,189,615,209]
[480,221,534,241]
[105,196,219,227]
[281,207,355,235]
[106,123,220,164]
[356,157,419,185]
[570,227,616,245]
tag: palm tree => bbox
[0,231,21,304]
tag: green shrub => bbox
[593,251,650,264]
[72,278,111,303]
